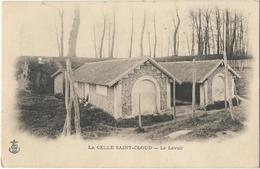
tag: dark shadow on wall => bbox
[175,82,200,104]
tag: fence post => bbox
[192,59,196,118]
[138,94,142,128]
[172,79,176,121]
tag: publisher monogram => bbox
[9,139,20,154]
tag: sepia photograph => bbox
[1,0,259,167]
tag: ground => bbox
[18,91,246,141]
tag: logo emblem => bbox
[9,139,20,154]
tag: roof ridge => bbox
[81,57,145,65]
[159,59,223,64]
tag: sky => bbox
[3,1,258,58]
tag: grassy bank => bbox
[144,107,245,141]
[17,92,173,139]
[18,92,245,141]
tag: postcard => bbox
[1,0,259,167]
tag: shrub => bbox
[204,98,241,111]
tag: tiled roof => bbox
[159,60,240,83]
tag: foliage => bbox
[15,56,112,94]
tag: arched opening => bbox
[131,76,160,116]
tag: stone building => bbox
[52,57,240,119]
[160,60,240,106]
[72,57,180,118]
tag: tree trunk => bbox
[110,12,116,58]
[173,9,180,56]
[204,10,210,55]
[70,76,81,135]
[129,10,134,58]
[191,21,195,56]
[60,8,64,57]
[99,15,106,58]
[108,21,111,57]
[55,25,61,57]
[63,58,81,136]
[63,61,71,136]
[93,25,97,58]
[224,54,234,119]
[216,8,221,55]
[225,10,230,59]
[67,7,80,57]
[230,13,237,59]
[210,20,215,54]
[193,9,203,56]
[185,33,190,55]
[140,11,146,56]
[168,33,171,56]
[153,15,157,58]
[148,31,151,57]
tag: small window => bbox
[96,85,107,96]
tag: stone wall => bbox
[205,65,234,104]
[120,61,169,117]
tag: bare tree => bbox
[176,34,180,55]
[215,8,221,55]
[110,11,116,58]
[167,32,171,56]
[108,21,111,57]
[67,7,80,57]
[190,9,203,56]
[203,9,211,55]
[223,20,234,119]
[140,11,146,56]
[225,9,230,58]
[148,31,151,57]
[196,9,203,56]
[191,15,195,56]
[63,7,81,136]
[59,8,64,57]
[239,16,244,56]
[184,32,191,55]
[210,18,216,54]
[55,24,61,56]
[63,59,81,136]
[93,25,97,58]
[237,15,248,57]
[99,15,106,58]
[173,9,180,56]
[54,8,64,57]
[129,10,134,58]
[189,8,248,58]
[230,12,237,59]
[153,15,157,58]
[160,33,164,57]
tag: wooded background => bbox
[15,2,253,59]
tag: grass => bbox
[143,109,245,141]
[17,92,173,139]
[17,91,245,141]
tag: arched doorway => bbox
[212,73,226,101]
[131,76,160,116]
